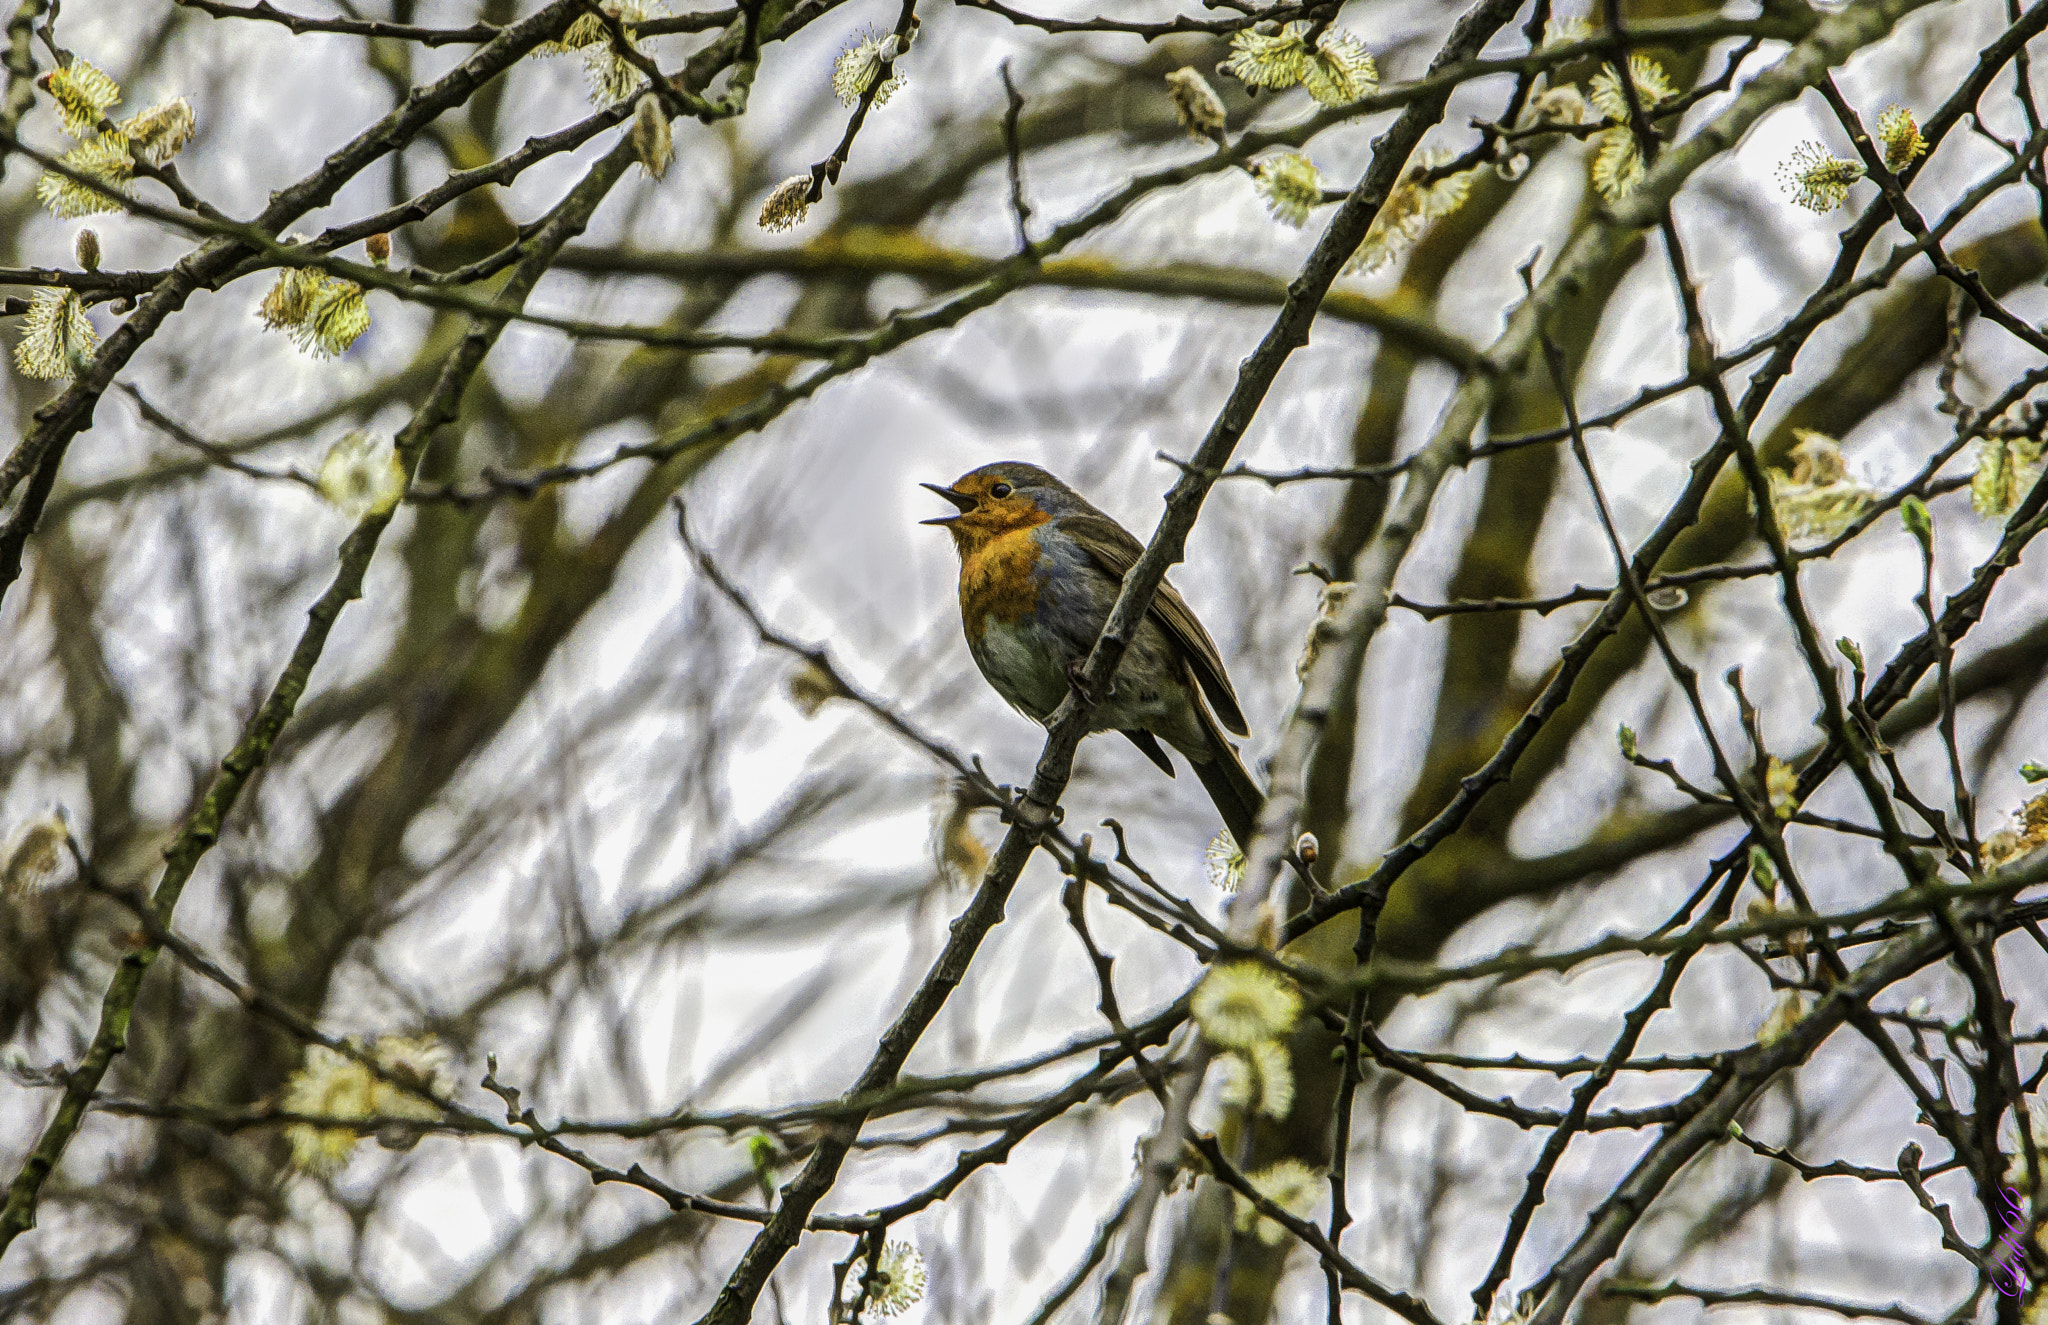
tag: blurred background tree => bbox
[1,0,2046,1322]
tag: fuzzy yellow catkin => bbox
[1165,67,1227,142]
[317,430,406,517]
[1233,1159,1322,1245]
[758,175,813,232]
[295,277,371,357]
[2,813,69,896]
[1299,28,1375,105]
[260,267,319,330]
[35,134,134,218]
[1777,141,1865,212]
[931,780,988,885]
[1223,22,1374,105]
[1223,25,1312,90]
[1584,55,1679,202]
[1249,150,1322,226]
[1525,84,1587,127]
[1972,437,2043,517]
[1766,757,1798,819]
[1984,788,2048,867]
[1192,962,1300,1047]
[280,1034,450,1173]
[1204,828,1245,892]
[1876,105,1926,172]
[119,97,196,164]
[42,59,120,136]
[630,94,673,179]
[1347,150,1473,274]
[1591,127,1644,202]
[1766,433,1873,539]
[845,1242,925,1318]
[559,0,668,105]
[833,26,904,107]
[1588,55,1676,121]
[14,290,96,379]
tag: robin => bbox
[921,462,1263,846]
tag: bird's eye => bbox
[989,482,1012,499]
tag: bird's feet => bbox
[997,784,1063,829]
[1065,658,1101,706]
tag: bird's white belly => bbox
[972,618,1067,721]
[972,615,1203,750]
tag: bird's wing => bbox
[1057,513,1248,736]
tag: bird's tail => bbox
[1187,701,1264,851]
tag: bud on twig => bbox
[365,232,391,267]
[1899,494,1932,547]
[74,228,99,271]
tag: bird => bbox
[921,461,1263,847]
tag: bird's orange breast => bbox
[958,526,1045,635]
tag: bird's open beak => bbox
[919,482,975,525]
